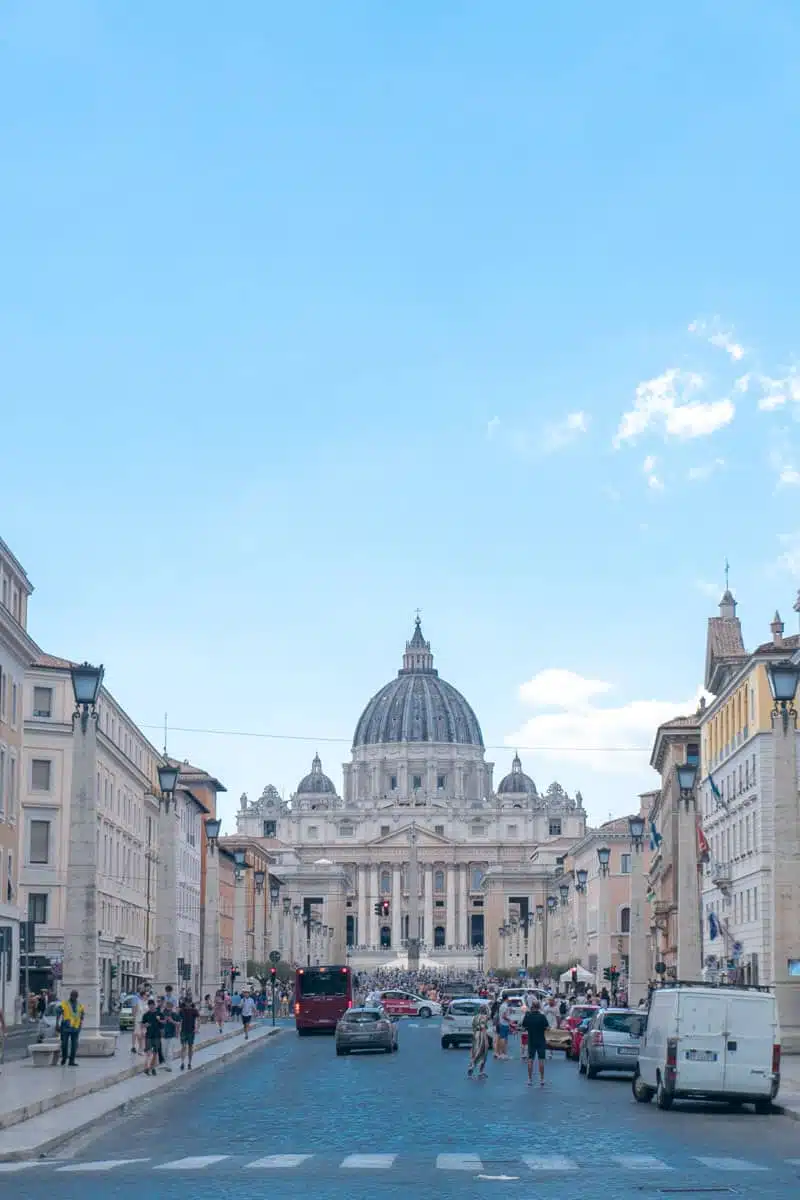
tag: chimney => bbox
[771,610,784,646]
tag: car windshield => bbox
[571,1007,597,1020]
[343,1012,380,1024]
[298,972,348,997]
[450,1002,483,1016]
[603,1012,645,1036]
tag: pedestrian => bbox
[495,999,510,1060]
[467,1008,490,1079]
[522,1000,549,1088]
[544,996,559,1059]
[132,987,147,1055]
[141,998,163,1076]
[161,998,178,1071]
[240,991,256,1040]
[231,988,242,1021]
[56,990,85,1067]
[600,987,610,1009]
[179,994,200,1071]
[213,989,227,1033]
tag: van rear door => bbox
[676,991,726,1094]
[722,993,774,1098]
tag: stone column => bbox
[62,706,113,1053]
[676,772,702,981]
[370,865,379,945]
[628,841,649,1006]
[407,827,421,968]
[458,864,469,945]
[770,706,800,1050]
[233,870,247,974]
[391,865,402,949]
[201,842,221,1000]
[254,884,266,964]
[357,864,367,946]
[423,864,434,948]
[155,799,179,997]
[446,867,456,946]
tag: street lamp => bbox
[676,762,698,810]
[270,878,281,904]
[559,882,570,906]
[535,904,544,921]
[292,904,301,920]
[767,661,800,732]
[597,846,611,877]
[233,848,247,880]
[70,662,104,732]
[628,814,646,850]
[157,760,180,809]
[254,869,266,894]
[282,896,290,915]
[575,868,588,893]
[205,817,221,851]
[547,895,557,912]
[202,816,222,1001]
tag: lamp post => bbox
[674,761,701,981]
[253,869,266,969]
[292,903,301,967]
[597,846,611,877]
[154,760,181,999]
[201,817,222,1002]
[232,849,249,986]
[574,869,588,975]
[627,814,648,1007]
[268,877,281,959]
[61,662,114,1054]
[766,660,800,1050]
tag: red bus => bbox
[295,965,353,1033]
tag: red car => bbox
[563,1003,599,1033]
[567,1016,595,1061]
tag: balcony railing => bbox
[712,862,732,889]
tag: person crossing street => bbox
[240,991,256,1040]
[522,999,549,1087]
[467,1008,490,1079]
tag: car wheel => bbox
[632,1069,654,1104]
[587,1062,599,1080]
[336,1047,347,1056]
[754,1098,772,1115]
[441,1038,450,1049]
[656,1077,674,1110]
[418,1007,432,1019]
[392,1041,399,1053]
[384,1044,393,1054]
[578,1053,586,1075]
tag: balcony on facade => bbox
[712,861,732,890]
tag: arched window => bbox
[380,869,391,894]
[380,925,392,948]
[434,869,445,893]
[471,865,484,892]
[434,925,446,948]
[620,906,631,933]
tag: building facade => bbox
[175,786,205,999]
[237,619,587,970]
[0,538,37,1020]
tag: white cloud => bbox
[507,668,702,776]
[770,448,800,487]
[734,374,751,393]
[486,416,501,439]
[541,410,589,453]
[688,316,746,362]
[756,370,800,412]
[687,457,725,482]
[613,368,735,446]
[642,454,663,490]
[777,532,800,575]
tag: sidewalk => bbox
[777,1054,800,1120]
[0,1018,284,1159]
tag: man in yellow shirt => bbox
[56,990,85,1066]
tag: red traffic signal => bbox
[381,899,390,917]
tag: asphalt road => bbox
[9,1019,800,1199]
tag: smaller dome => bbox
[498,753,537,796]
[314,857,333,866]
[296,753,337,796]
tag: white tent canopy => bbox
[559,964,594,984]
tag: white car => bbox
[441,998,494,1049]
[377,989,442,1018]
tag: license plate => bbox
[617,1046,638,1056]
[685,1049,717,1062]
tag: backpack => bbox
[559,1000,568,1016]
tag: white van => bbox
[633,984,780,1114]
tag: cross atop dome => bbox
[402,615,435,673]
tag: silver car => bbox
[335,1007,399,1055]
[580,1008,644,1078]
[440,998,494,1050]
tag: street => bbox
[7,1020,800,1199]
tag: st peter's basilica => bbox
[237,618,587,970]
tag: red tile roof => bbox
[32,652,75,669]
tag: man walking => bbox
[240,991,256,1040]
[522,999,549,1087]
[179,994,200,1070]
[56,990,85,1066]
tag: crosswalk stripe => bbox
[695,1157,768,1171]
[246,1155,312,1169]
[340,1154,396,1169]
[523,1156,578,1171]
[436,1154,483,1171]
[0,1163,42,1173]
[613,1156,671,1171]
[155,1156,229,1170]
[56,1160,150,1173]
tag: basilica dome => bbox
[353,618,484,748]
[497,753,537,795]
[296,753,337,795]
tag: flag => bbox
[649,820,663,852]
[708,774,724,808]
[696,818,710,864]
[708,912,719,941]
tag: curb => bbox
[775,1103,800,1121]
[0,1026,282,1161]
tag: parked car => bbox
[579,1008,644,1077]
[563,1003,599,1031]
[441,998,494,1050]
[119,994,138,1031]
[566,1017,593,1061]
[335,1007,399,1055]
[633,985,779,1113]
[36,1001,61,1041]
[377,990,442,1019]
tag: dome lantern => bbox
[296,753,337,795]
[497,752,537,796]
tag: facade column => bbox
[357,864,367,947]
[423,864,434,948]
[628,841,649,1006]
[770,703,800,1050]
[62,703,112,1052]
[254,885,267,964]
[233,870,247,975]
[370,865,379,945]
[446,867,456,946]
[458,864,469,945]
[391,865,402,948]
[201,841,221,1000]
[676,771,702,981]
[155,800,179,997]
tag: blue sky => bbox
[2,1,800,830]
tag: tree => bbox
[246,960,270,991]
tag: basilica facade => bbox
[237,619,587,969]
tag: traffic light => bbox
[602,967,611,981]
[374,902,382,916]
[270,967,277,981]
[110,964,117,979]
[381,899,390,918]
[570,968,577,985]
[611,964,619,981]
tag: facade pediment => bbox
[366,822,456,849]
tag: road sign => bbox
[517,968,527,978]
[269,950,281,964]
